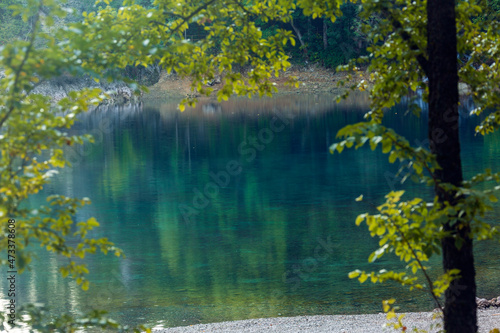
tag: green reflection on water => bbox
[6,94,500,329]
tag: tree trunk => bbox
[323,18,328,50]
[290,18,308,60]
[427,0,477,332]
[307,17,311,38]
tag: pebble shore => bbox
[155,308,500,333]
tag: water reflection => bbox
[4,94,500,329]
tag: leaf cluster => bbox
[0,303,151,333]
[0,0,122,293]
[329,0,500,322]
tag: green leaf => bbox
[382,138,392,154]
[87,217,100,228]
[82,280,90,291]
[388,151,397,163]
[348,270,361,279]
[369,244,388,263]
[355,214,366,226]
[413,162,423,175]
[376,225,386,236]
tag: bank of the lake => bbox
[154,308,500,333]
[145,65,367,100]
[1,64,471,103]
[146,65,471,100]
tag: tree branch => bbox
[154,0,218,39]
[374,205,444,311]
[0,3,42,130]
[380,8,430,77]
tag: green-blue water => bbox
[3,94,500,329]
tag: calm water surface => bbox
[3,94,500,329]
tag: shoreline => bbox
[2,65,471,103]
[146,66,367,100]
[155,308,500,332]
[145,66,471,102]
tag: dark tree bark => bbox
[290,18,308,60]
[323,18,328,50]
[427,0,477,332]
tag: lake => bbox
[3,93,500,329]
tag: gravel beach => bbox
[155,308,500,333]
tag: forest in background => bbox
[0,0,363,71]
[2,0,499,75]
[2,0,496,73]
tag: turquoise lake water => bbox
[2,94,500,329]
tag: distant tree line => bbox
[0,0,31,45]
[0,1,155,46]
[0,0,363,69]
[1,0,499,69]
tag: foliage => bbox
[0,0,30,45]
[475,0,500,22]
[74,0,303,109]
[0,0,146,331]
[0,0,296,330]
[1,303,150,333]
[329,0,500,331]
[0,0,157,43]
[0,0,122,288]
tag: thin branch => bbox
[230,0,260,19]
[389,215,443,311]
[153,0,218,39]
[0,2,42,130]
[373,203,444,311]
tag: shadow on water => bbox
[4,93,500,329]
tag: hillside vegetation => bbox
[2,0,499,72]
